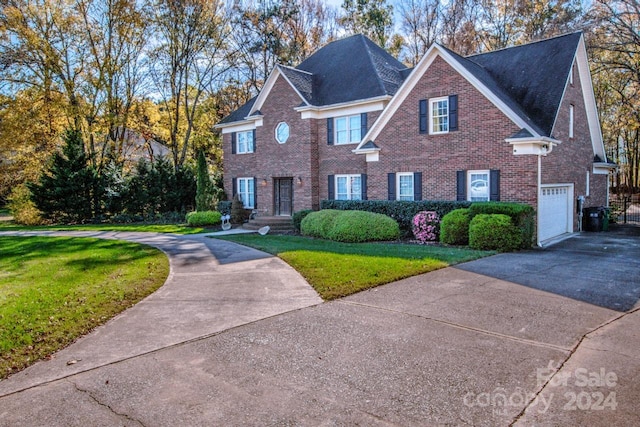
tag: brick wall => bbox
[543,63,608,230]
[367,55,538,206]
[223,76,317,214]
[317,110,380,200]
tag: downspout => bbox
[537,154,542,247]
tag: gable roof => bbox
[357,32,586,150]
[467,32,581,136]
[218,34,408,126]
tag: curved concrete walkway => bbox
[0,231,322,396]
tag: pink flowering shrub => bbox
[412,211,440,243]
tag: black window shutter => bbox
[456,171,466,201]
[232,177,237,197]
[490,170,500,201]
[231,132,236,154]
[253,177,258,208]
[361,174,368,200]
[387,173,396,200]
[360,113,368,139]
[449,95,458,131]
[327,118,334,145]
[419,99,428,134]
[252,129,256,152]
[328,175,335,200]
[413,172,422,201]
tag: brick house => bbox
[215,33,615,245]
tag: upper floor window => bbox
[420,95,457,134]
[235,130,254,154]
[430,97,449,134]
[336,114,361,144]
[569,104,574,139]
[336,174,362,200]
[327,113,368,145]
[275,122,289,144]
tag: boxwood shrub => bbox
[300,209,341,238]
[468,202,535,248]
[320,200,471,235]
[440,208,471,245]
[186,210,222,227]
[292,209,314,232]
[301,209,400,242]
[469,214,522,252]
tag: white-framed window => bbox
[397,173,414,201]
[236,130,254,154]
[468,170,490,202]
[569,104,574,139]
[335,114,362,144]
[336,175,362,200]
[275,122,289,144]
[237,177,255,208]
[430,96,449,134]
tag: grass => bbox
[0,236,169,379]
[0,222,209,234]
[217,234,493,300]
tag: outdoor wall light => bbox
[297,177,302,185]
[261,179,268,186]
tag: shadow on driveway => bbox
[457,225,640,312]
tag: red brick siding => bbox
[317,110,380,200]
[543,63,608,230]
[368,56,538,206]
[223,76,318,214]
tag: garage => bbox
[539,185,573,243]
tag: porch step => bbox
[243,216,295,233]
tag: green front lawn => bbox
[0,223,208,234]
[0,236,169,379]
[217,234,492,300]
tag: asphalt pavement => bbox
[0,226,638,426]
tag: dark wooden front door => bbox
[275,178,293,216]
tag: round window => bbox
[275,122,289,144]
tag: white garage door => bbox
[539,185,572,242]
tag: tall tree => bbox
[76,0,149,170]
[589,0,640,190]
[397,0,443,65]
[339,0,394,49]
[150,0,233,169]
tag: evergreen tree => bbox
[195,150,213,211]
[28,129,98,223]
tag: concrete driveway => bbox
[0,227,638,426]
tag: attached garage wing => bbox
[539,185,574,243]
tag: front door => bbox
[275,178,293,216]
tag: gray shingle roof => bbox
[465,32,582,137]
[296,34,407,105]
[221,33,581,137]
[218,96,257,124]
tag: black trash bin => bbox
[583,206,604,232]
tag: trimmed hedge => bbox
[320,200,471,235]
[292,209,314,232]
[300,209,341,238]
[469,214,522,252]
[301,209,400,242]
[186,210,222,227]
[440,208,471,245]
[468,202,535,248]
